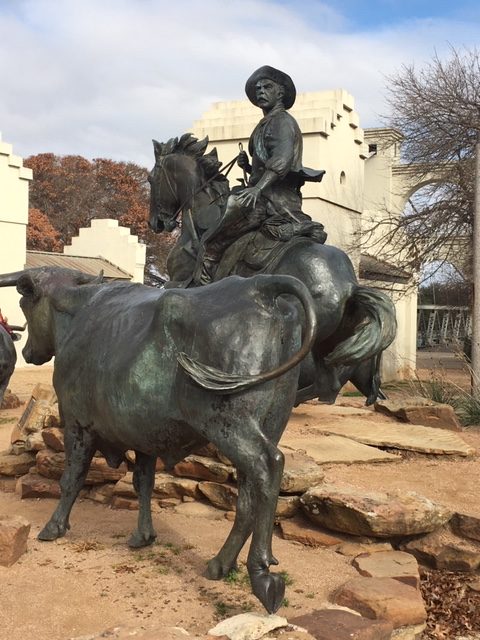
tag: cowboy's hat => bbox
[245,65,296,109]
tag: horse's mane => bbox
[154,133,226,182]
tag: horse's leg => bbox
[38,421,96,541]
[128,451,157,548]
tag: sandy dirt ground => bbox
[1,364,479,640]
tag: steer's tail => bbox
[177,274,317,393]
[325,286,397,367]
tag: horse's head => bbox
[148,134,211,234]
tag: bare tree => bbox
[361,46,480,279]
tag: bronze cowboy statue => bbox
[148,66,397,407]
[193,65,327,285]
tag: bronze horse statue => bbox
[148,134,397,406]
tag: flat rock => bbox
[0,514,31,566]
[174,501,226,520]
[199,482,238,511]
[291,609,393,639]
[173,455,232,483]
[111,496,139,510]
[352,551,420,589]
[279,448,325,493]
[153,473,201,500]
[0,450,36,476]
[276,495,300,518]
[375,397,462,431]
[281,434,399,465]
[36,450,127,484]
[451,513,480,542]
[42,427,65,451]
[292,403,373,420]
[16,472,61,499]
[402,525,480,571]
[87,484,115,505]
[279,517,345,547]
[315,419,474,456]
[333,577,427,628]
[208,612,288,639]
[300,484,452,538]
[336,541,394,557]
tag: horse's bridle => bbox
[153,153,239,228]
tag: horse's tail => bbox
[177,274,317,393]
[325,286,397,368]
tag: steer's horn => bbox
[0,270,27,287]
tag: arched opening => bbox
[417,259,471,351]
[339,171,346,185]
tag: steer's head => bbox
[0,267,103,365]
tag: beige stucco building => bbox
[0,133,32,365]
[192,91,417,380]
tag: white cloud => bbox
[0,0,478,166]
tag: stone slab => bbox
[280,516,346,547]
[281,435,399,465]
[310,419,475,456]
[333,577,427,629]
[291,609,393,639]
[209,613,288,639]
[375,397,462,431]
[301,484,452,538]
[0,515,31,566]
[352,551,420,589]
[402,525,480,571]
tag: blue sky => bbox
[0,0,478,166]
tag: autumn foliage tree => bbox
[24,154,174,279]
[27,208,62,252]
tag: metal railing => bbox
[417,305,471,348]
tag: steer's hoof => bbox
[38,521,67,541]
[251,571,285,614]
[206,556,237,580]
[127,531,156,549]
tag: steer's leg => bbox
[128,451,157,548]
[245,440,285,614]
[38,422,96,541]
[206,470,254,579]
[207,422,285,614]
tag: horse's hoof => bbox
[38,521,67,541]
[206,556,237,580]
[251,571,285,614]
[127,531,156,549]
[270,554,279,566]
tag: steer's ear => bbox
[16,273,39,300]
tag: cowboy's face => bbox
[255,78,284,111]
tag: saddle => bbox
[214,228,320,280]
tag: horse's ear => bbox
[206,147,218,161]
[153,139,163,161]
[195,136,209,156]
